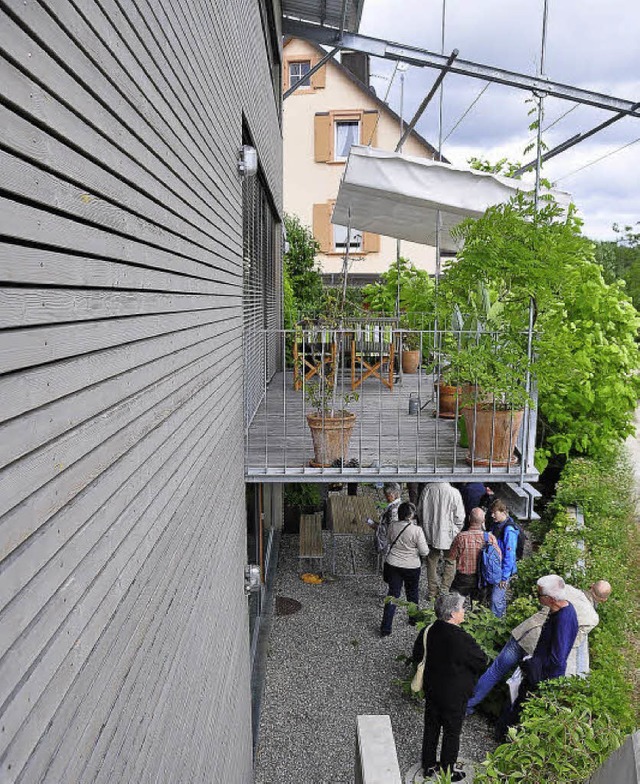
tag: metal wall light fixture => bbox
[238,145,258,177]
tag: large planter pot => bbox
[306,411,357,467]
[434,381,461,419]
[401,349,421,374]
[462,406,524,467]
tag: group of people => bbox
[376,481,519,637]
[370,481,611,781]
[412,576,610,781]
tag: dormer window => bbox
[289,60,311,88]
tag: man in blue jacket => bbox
[489,499,518,617]
[497,574,578,739]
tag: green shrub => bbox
[475,679,625,783]
[475,447,638,781]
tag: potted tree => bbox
[437,204,538,464]
[400,325,422,373]
[305,374,359,467]
[445,330,532,465]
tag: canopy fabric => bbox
[332,146,572,252]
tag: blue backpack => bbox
[477,532,502,587]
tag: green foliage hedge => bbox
[474,449,638,782]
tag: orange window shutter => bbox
[363,232,380,253]
[314,113,332,162]
[362,110,379,147]
[313,203,332,253]
[311,59,326,88]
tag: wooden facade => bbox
[0,1,282,782]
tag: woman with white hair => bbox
[412,592,487,781]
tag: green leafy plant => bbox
[284,213,323,318]
[304,375,358,417]
[283,483,322,511]
[474,446,638,782]
[362,257,435,325]
[475,680,625,784]
[439,193,640,451]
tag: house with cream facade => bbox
[283,37,440,282]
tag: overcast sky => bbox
[358,0,640,240]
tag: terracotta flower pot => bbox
[401,349,421,374]
[434,381,461,419]
[306,411,357,467]
[462,406,524,467]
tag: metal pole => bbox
[514,99,640,176]
[534,0,549,211]
[396,69,405,320]
[395,49,458,152]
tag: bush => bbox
[474,447,638,782]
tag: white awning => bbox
[332,146,572,252]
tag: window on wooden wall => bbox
[312,203,380,255]
[314,110,378,163]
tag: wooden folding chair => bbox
[351,322,395,391]
[292,325,337,391]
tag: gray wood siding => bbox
[0,0,282,781]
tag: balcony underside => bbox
[245,370,538,484]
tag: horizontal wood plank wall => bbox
[0,0,282,781]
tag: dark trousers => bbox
[495,673,536,742]
[422,698,465,772]
[450,571,477,598]
[450,571,488,604]
[380,564,421,634]
[407,482,426,506]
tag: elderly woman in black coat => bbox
[412,592,488,782]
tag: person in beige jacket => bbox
[417,482,465,600]
[466,580,611,714]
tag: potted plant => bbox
[283,483,322,533]
[400,323,422,374]
[442,321,532,465]
[305,374,359,467]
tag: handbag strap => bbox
[387,522,412,554]
[419,623,433,668]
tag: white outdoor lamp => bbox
[238,145,258,177]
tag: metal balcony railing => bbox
[244,326,538,484]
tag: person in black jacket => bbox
[412,592,488,781]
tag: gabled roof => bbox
[285,38,444,161]
[282,1,365,35]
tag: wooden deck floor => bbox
[245,370,537,483]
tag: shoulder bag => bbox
[410,623,433,693]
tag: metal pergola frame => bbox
[282,18,640,119]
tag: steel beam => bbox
[283,46,340,99]
[395,49,459,153]
[282,18,640,118]
[514,99,640,174]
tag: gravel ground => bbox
[254,533,497,784]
